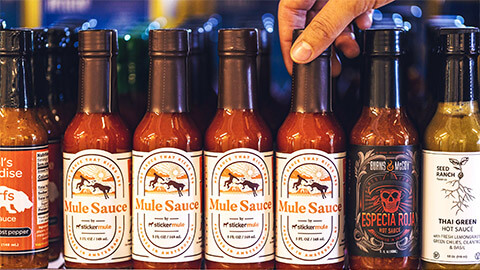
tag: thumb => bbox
[290,0,392,64]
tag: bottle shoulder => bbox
[424,110,480,151]
[133,112,202,152]
[0,108,48,146]
[276,112,346,153]
[63,113,131,153]
[205,109,273,152]
[350,107,418,146]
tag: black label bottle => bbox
[347,29,420,269]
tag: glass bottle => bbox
[422,27,480,270]
[347,28,420,269]
[63,30,132,269]
[0,29,49,269]
[276,29,346,269]
[32,28,63,262]
[204,28,274,269]
[132,29,202,269]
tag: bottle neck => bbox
[439,54,478,103]
[0,55,34,108]
[291,55,331,113]
[257,52,271,103]
[148,54,188,113]
[218,54,257,110]
[78,55,118,113]
[32,51,49,107]
[189,51,205,106]
[364,56,401,108]
[46,49,66,105]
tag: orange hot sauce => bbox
[132,29,202,269]
[0,29,49,270]
[63,30,132,269]
[276,30,345,269]
[204,29,274,269]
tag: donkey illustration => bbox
[149,172,162,188]
[224,173,241,189]
[239,180,260,197]
[292,174,308,190]
[160,177,185,197]
[89,183,112,199]
[76,175,90,191]
[305,182,329,199]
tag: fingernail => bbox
[291,41,313,62]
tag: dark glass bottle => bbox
[189,26,217,134]
[32,28,63,262]
[132,29,202,269]
[63,30,132,269]
[204,28,274,269]
[422,27,480,270]
[276,29,346,269]
[45,27,74,132]
[348,29,420,270]
[0,29,49,269]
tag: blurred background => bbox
[1,0,479,137]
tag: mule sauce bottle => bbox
[32,28,63,262]
[132,29,202,269]
[204,28,274,269]
[422,27,480,270]
[347,29,420,269]
[276,29,346,269]
[63,30,132,269]
[0,29,49,269]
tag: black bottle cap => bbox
[45,27,70,50]
[78,29,117,55]
[364,28,405,56]
[0,29,33,55]
[32,28,48,53]
[218,28,258,55]
[438,27,479,55]
[149,29,189,55]
[293,29,330,56]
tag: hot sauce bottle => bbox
[45,27,73,132]
[32,28,63,262]
[422,27,480,270]
[347,29,420,269]
[0,29,49,269]
[63,30,132,269]
[132,29,202,269]
[204,28,274,269]
[276,29,346,269]
[188,26,217,134]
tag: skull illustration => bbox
[380,189,401,213]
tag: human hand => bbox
[278,0,394,75]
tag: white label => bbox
[132,149,202,263]
[275,150,345,265]
[63,150,132,264]
[205,149,274,263]
[422,150,480,264]
[37,150,49,225]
